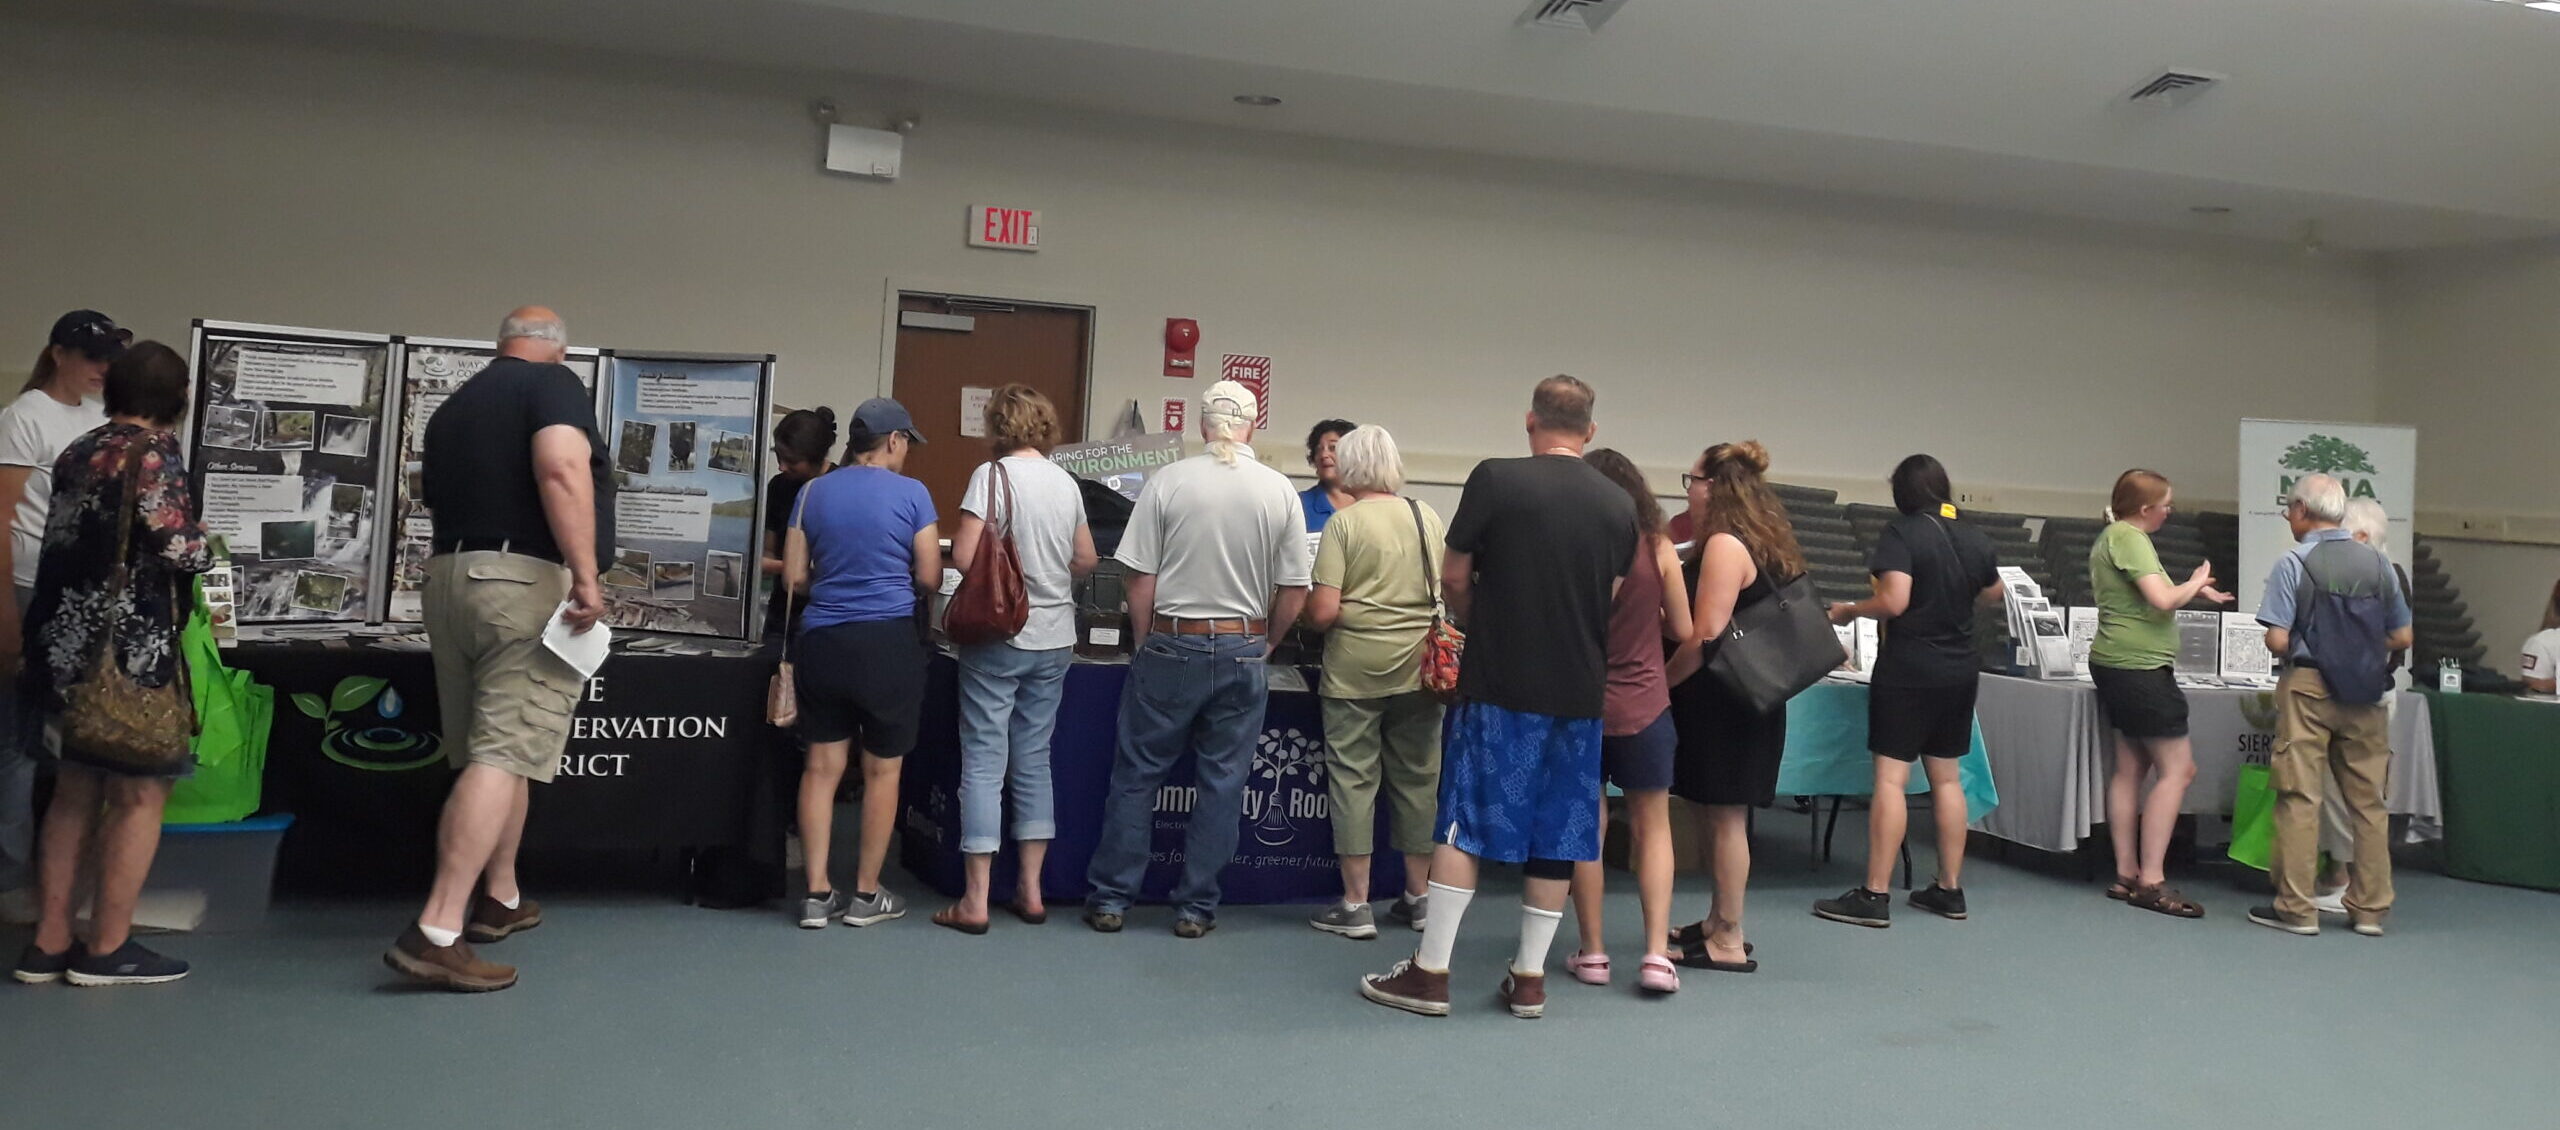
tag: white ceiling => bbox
[150,0,2560,248]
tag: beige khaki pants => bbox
[423,552,581,784]
[2269,667,2393,924]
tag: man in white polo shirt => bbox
[1084,380,1311,938]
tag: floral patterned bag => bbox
[61,448,197,772]
[1408,499,1465,702]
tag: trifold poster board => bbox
[2236,419,2417,614]
[595,353,773,638]
[187,322,395,625]
[385,340,599,622]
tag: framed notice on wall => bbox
[186,321,395,624]
[596,352,773,639]
[384,339,599,621]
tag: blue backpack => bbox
[2290,539,2396,706]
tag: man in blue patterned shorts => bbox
[1360,375,1634,1019]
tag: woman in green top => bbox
[1302,425,1444,940]
[2087,469,2232,918]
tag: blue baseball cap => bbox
[851,397,924,444]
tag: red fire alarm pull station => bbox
[1163,318,1199,378]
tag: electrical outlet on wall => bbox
[1958,490,1998,509]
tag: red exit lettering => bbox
[970,206,1041,251]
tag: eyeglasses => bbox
[1680,473,1702,490]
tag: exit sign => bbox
[968,205,1040,251]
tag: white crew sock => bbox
[1513,904,1564,977]
[419,922,461,948]
[498,893,522,911]
[1414,881,1474,972]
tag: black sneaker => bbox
[66,940,189,986]
[1813,887,1892,928]
[2247,905,2319,936]
[12,943,73,985]
[1909,884,1969,920]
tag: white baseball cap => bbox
[1203,379,1258,420]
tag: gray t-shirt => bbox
[1115,446,1312,621]
[962,455,1088,652]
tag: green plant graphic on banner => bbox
[2278,434,2377,475]
[293,675,444,770]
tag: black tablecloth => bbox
[232,642,775,891]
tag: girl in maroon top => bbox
[1564,450,1691,995]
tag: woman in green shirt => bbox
[2087,469,2232,918]
[1303,425,1444,940]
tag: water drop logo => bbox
[293,675,443,771]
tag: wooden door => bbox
[891,294,1091,521]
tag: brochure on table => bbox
[186,321,395,625]
[2174,609,2224,681]
[2067,606,2099,679]
[2218,611,2277,686]
[385,339,599,622]
[596,352,772,639]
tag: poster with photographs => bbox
[596,352,772,638]
[385,339,598,621]
[188,322,393,624]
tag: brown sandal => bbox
[2128,884,2204,919]
[2106,876,2139,901]
[931,906,990,935]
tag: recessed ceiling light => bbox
[1233,94,1282,107]
[2189,205,2233,215]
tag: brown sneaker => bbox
[1359,956,1451,1016]
[1500,970,1547,1019]
[466,893,543,943]
[384,924,518,992]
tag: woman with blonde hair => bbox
[934,385,1097,933]
[2089,469,2230,918]
[1302,424,1444,940]
[1661,441,1804,972]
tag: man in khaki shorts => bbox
[385,306,609,992]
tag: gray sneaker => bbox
[1390,893,1427,933]
[1311,902,1379,940]
[843,887,908,927]
[798,890,851,929]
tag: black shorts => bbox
[792,619,927,755]
[1868,680,1978,762]
[2089,664,2189,740]
[1601,709,1677,792]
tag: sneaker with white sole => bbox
[2247,905,2319,936]
[67,940,190,986]
[1311,902,1379,939]
[1389,893,1427,933]
[12,942,72,985]
[799,889,852,929]
[2312,888,2349,916]
[842,887,907,927]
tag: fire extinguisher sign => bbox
[1220,354,1272,429]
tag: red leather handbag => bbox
[945,461,1031,646]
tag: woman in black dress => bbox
[1663,440,1805,972]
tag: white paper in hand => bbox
[543,601,611,679]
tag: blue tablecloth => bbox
[1775,681,2000,818]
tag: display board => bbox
[385,339,599,621]
[1050,432,1186,501]
[187,322,395,624]
[596,353,772,638]
[2236,419,2417,614]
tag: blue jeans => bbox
[1085,632,1269,921]
[955,642,1072,854]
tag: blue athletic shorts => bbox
[1435,700,1603,864]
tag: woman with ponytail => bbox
[1661,440,1803,972]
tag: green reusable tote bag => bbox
[164,581,275,825]
[2226,763,2276,872]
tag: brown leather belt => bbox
[1152,616,1267,636]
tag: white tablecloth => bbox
[1971,674,2440,853]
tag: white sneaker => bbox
[0,887,36,927]
[2312,888,2348,916]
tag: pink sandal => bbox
[1638,954,1680,994]
[1567,951,1611,986]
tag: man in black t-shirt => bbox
[1362,375,1634,1021]
[387,306,609,993]
[1816,454,2002,930]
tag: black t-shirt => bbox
[1868,512,1999,687]
[1445,455,1637,719]
[421,357,611,564]
[762,471,809,637]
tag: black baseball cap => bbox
[49,310,132,362]
[851,397,925,444]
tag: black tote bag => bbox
[1705,569,1846,715]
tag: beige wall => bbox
[2377,239,2560,521]
[0,11,2380,517]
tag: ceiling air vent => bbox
[2125,70,2225,109]
[1521,0,1631,33]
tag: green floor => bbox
[6,823,2556,1130]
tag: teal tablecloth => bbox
[1776,681,2000,817]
